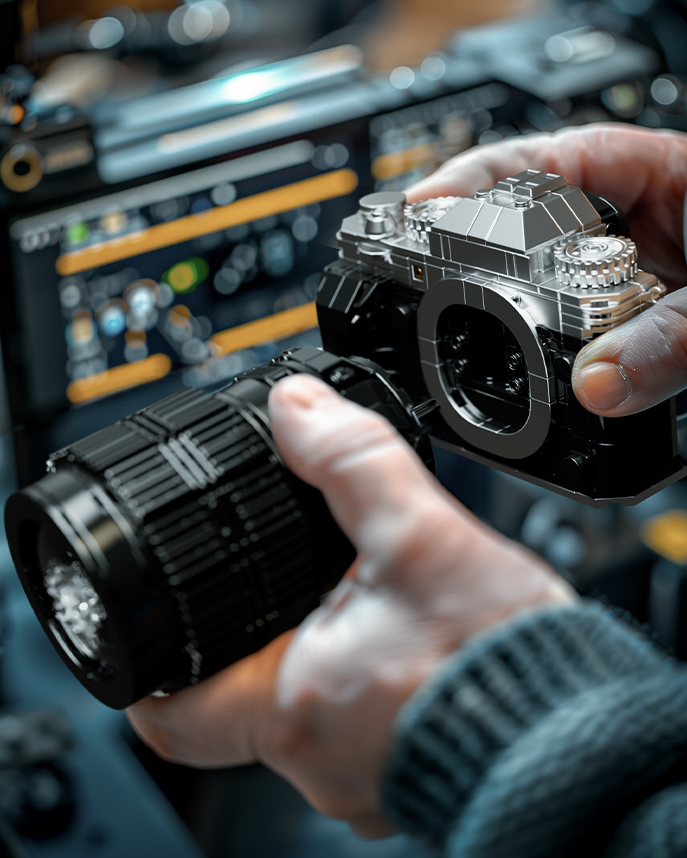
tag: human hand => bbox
[127,374,573,837]
[408,122,687,416]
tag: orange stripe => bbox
[67,353,172,404]
[211,302,319,355]
[371,143,436,181]
[56,169,359,276]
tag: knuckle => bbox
[391,500,469,569]
[269,701,319,764]
[646,301,687,370]
[135,722,183,763]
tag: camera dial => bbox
[554,235,637,287]
[404,198,459,244]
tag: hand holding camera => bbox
[126,123,687,838]
[409,122,687,418]
[127,373,571,837]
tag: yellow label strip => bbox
[56,169,358,276]
[210,301,319,355]
[371,143,436,181]
[67,353,173,404]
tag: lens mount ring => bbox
[418,277,553,460]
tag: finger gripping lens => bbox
[5,348,432,709]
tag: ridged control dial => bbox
[554,235,637,288]
[404,197,459,244]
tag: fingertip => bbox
[269,373,334,410]
[573,361,631,414]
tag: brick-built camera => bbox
[317,170,687,506]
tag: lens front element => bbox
[39,528,108,664]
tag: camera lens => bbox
[39,531,109,665]
[6,348,431,709]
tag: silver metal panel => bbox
[509,170,567,199]
[539,193,583,233]
[467,203,502,242]
[463,278,485,310]
[450,238,510,276]
[557,187,602,229]
[522,203,565,250]
[431,197,483,237]
[428,231,443,257]
[486,206,528,252]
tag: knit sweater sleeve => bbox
[382,602,687,858]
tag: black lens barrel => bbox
[5,347,431,708]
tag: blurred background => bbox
[1,0,687,854]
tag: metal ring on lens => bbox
[417,278,552,460]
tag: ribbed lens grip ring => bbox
[55,381,338,693]
[11,346,431,706]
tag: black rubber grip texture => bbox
[57,387,324,686]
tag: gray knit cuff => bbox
[382,601,666,848]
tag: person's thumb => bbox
[572,287,687,416]
[268,374,443,559]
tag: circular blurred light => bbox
[190,197,212,214]
[156,283,175,308]
[478,129,502,145]
[60,284,82,310]
[210,183,237,206]
[390,67,415,90]
[151,199,183,222]
[182,338,209,363]
[602,83,642,118]
[169,4,211,44]
[100,211,127,234]
[98,303,126,337]
[169,305,192,328]
[544,29,615,64]
[261,230,294,277]
[65,222,89,246]
[328,143,349,167]
[544,526,587,569]
[312,144,350,171]
[230,244,257,272]
[544,34,574,63]
[214,267,242,295]
[69,313,95,345]
[651,76,679,105]
[421,56,446,81]
[88,17,125,50]
[164,258,209,293]
[291,215,318,243]
[128,286,155,316]
[124,334,148,363]
[168,1,229,45]
[637,108,661,128]
[196,315,213,340]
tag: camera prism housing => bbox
[317,170,687,506]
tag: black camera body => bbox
[317,170,687,506]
